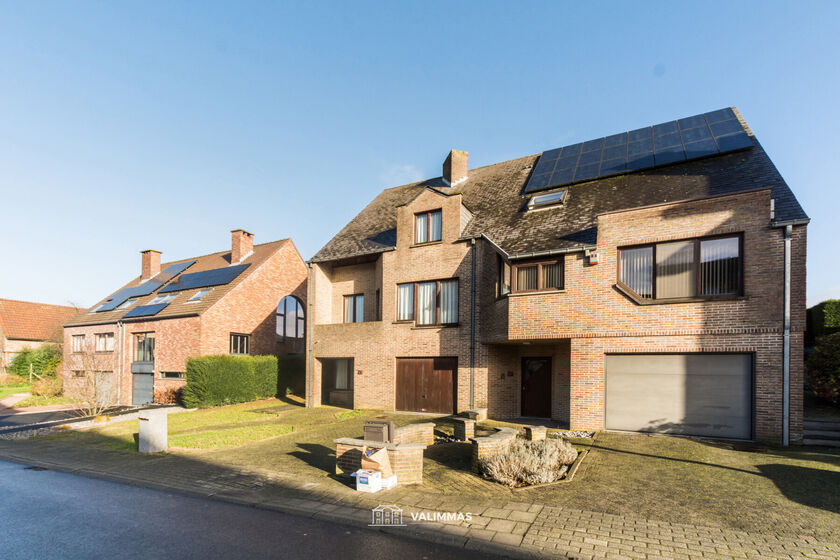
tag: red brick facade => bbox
[309,188,807,444]
[64,240,308,405]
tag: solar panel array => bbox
[524,108,754,194]
[94,260,197,312]
[122,303,170,318]
[158,264,250,293]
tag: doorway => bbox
[521,357,551,417]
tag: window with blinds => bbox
[619,235,741,301]
[511,258,564,293]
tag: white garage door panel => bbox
[606,354,752,439]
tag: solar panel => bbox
[524,108,753,194]
[122,303,170,318]
[157,264,250,293]
[93,260,196,312]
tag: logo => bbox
[370,504,405,527]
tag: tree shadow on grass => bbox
[757,463,840,513]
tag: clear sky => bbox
[1,1,837,308]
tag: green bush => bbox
[32,376,63,398]
[181,355,279,408]
[808,332,840,404]
[277,354,305,395]
[9,346,62,378]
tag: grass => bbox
[13,395,77,408]
[335,409,368,419]
[0,383,31,400]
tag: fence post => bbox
[29,363,33,383]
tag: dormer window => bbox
[415,210,442,244]
[527,190,566,210]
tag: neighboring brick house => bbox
[307,107,808,445]
[0,299,81,373]
[63,230,307,405]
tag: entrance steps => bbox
[802,419,840,447]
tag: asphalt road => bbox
[0,408,75,429]
[0,460,507,560]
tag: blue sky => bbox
[1,1,837,308]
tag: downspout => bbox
[116,321,123,405]
[306,262,314,408]
[470,238,476,410]
[782,225,792,446]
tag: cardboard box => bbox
[354,469,382,493]
[381,475,398,490]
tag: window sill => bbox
[95,351,114,354]
[410,241,443,249]
[507,289,566,297]
[614,283,744,305]
[411,323,459,330]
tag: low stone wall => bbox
[392,422,434,446]
[461,408,488,422]
[470,427,518,471]
[525,426,547,441]
[453,418,475,441]
[334,438,427,485]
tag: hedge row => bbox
[278,354,305,395]
[181,355,278,408]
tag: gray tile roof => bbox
[312,121,807,263]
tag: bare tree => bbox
[64,344,116,418]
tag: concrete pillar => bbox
[138,410,167,453]
[453,418,475,441]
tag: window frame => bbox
[616,233,744,303]
[497,254,512,298]
[72,334,85,353]
[276,295,305,341]
[413,209,443,245]
[511,257,565,293]
[95,332,115,353]
[187,289,211,302]
[161,371,185,380]
[149,293,176,305]
[134,332,155,362]
[229,333,250,355]
[117,298,138,310]
[395,278,459,326]
[343,293,365,323]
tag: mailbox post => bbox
[138,410,167,453]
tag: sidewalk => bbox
[0,437,837,560]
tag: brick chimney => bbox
[231,229,254,264]
[443,150,468,186]
[141,249,161,281]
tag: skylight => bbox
[117,298,138,310]
[188,289,211,302]
[528,190,567,210]
[149,293,177,305]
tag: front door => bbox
[521,357,551,417]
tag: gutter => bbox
[782,224,792,446]
[469,238,476,409]
[306,262,314,408]
[507,245,594,261]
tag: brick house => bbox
[63,230,308,405]
[0,299,81,373]
[307,108,808,445]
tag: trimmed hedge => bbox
[277,354,305,395]
[181,355,278,408]
[806,300,840,345]
[808,332,840,404]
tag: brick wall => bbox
[334,438,426,484]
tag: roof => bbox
[311,108,807,263]
[66,239,291,327]
[0,299,82,341]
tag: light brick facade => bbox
[309,187,807,445]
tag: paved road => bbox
[0,460,506,560]
[0,409,75,429]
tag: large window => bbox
[511,258,564,293]
[276,295,305,340]
[415,209,442,244]
[343,294,364,323]
[72,334,85,353]
[95,333,114,352]
[619,235,742,301]
[230,333,250,355]
[135,332,155,362]
[397,279,458,326]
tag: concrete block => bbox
[138,409,168,453]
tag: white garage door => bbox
[606,354,752,440]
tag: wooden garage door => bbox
[606,354,752,440]
[396,358,456,414]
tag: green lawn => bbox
[0,383,31,400]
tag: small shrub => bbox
[479,438,578,487]
[181,355,279,408]
[31,376,63,398]
[808,332,840,404]
[154,386,182,404]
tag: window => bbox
[343,294,364,323]
[512,258,564,293]
[335,359,349,390]
[117,298,138,310]
[415,209,442,244]
[276,295,305,340]
[188,289,211,302]
[497,255,511,297]
[161,372,185,380]
[230,333,250,355]
[135,332,155,362]
[397,279,458,326]
[149,293,177,305]
[618,235,742,301]
[95,333,114,352]
[397,283,415,321]
[72,370,85,378]
[527,190,567,209]
[375,289,381,321]
[72,335,85,353]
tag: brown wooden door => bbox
[521,357,551,417]
[396,357,456,414]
